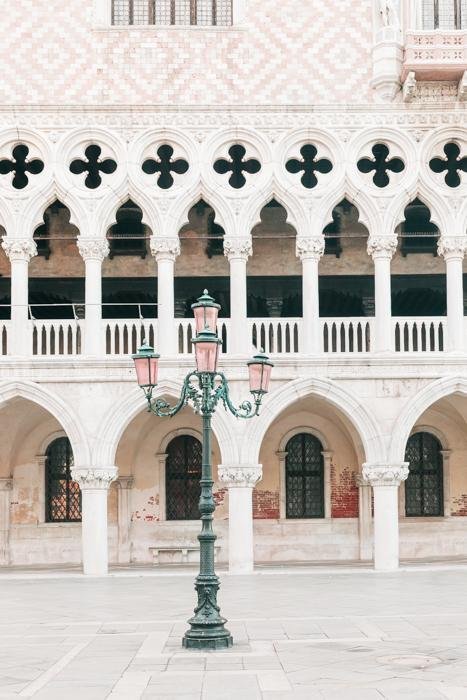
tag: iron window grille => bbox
[404,432,444,517]
[112,0,233,26]
[422,0,467,29]
[45,437,81,522]
[285,433,325,519]
[166,435,202,520]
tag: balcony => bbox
[402,29,467,81]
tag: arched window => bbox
[166,435,202,520]
[405,432,444,517]
[45,437,81,522]
[285,433,324,519]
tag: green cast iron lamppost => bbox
[132,290,273,650]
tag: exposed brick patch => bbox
[451,494,467,517]
[213,488,227,507]
[253,489,280,519]
[331,464,359,518]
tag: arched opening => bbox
[320,199,371,353]
[0,396,86,566]
[0,226,11,352]
[114,398,226,564]
[404,431,443,517]
[255,393,363,563]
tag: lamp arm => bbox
[214,373,260,419]
[147,373,200,417]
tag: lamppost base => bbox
[182,629,233,650]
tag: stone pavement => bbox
[0,567,467,698]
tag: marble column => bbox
[71,466,118,576]
[223,237,252,355]
[0,478,12,565]
[296,236,325,354]
[218,464,262,574]
[150,237,180,356]
[116,476,133,564]
[77,239,109,356]
[1,238,37,356]
[362,463,408,571]
[438,237,466,352]
[367,236,397,353]
[356,475,373,561]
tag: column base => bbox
[183,628,233,650]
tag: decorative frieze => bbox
[218,464,262,488]
[77,238,109,262]
[2,238,37,262]
[150,236,181,260]
[223,236,252,261]
[362,463,409,487]
[296,236,325,261]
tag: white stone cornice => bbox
[437,236,467,260]
[0,478,12,491]
[77,238,109,262]
[150,236,181,261]
[362,463,409,487]
[367,236,397,259]
[71,466,118,490]
[2,238,37,262]
[296,236,325,261]
[218,464,262,488]
[223,236,252,261]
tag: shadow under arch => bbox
[389,376,467,464]
[0,379,90,465]
[93,380,239,468]
[240,376,385,466]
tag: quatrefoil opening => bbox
[70,144,117,189]
[0,144,44,190]
[286,144,332,189]
[142,144,189,189]
[213,144,261,189]
[357,143,404,188]
[429,142,467,188]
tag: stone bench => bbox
[149,545,220,565]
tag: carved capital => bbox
[150,236,180,260]
[296,236,325,261]
[362,463,409,487]
[77,238,109,262]
[0,478,12,491]
[223,236,252,261]
[71,466,118,490]
[2,238,37,262]
[218,464,262,488]
[437,236,467,260]
[116,475,134,490]
[367,236,397,259]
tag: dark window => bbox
[405,432,444,517]
[423,0,466,29]
[112,0,232,26]
[45,437,81,522]
[285,433,324,519]
[166,435,202,520]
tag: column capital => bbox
[355,474,372,488]
[0,477,12,491]
[2,237,37,262]
[362,463,409,487]
[223,236,252,261]
[77,238,109,262]
[367,236,397,259]
[116,475,134,490]
[296,236,325,261]
[150,236,180,261]
[437,236,467,260]
[71,466,118,490]
[218,464,262,488]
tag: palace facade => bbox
[0,0,466,575]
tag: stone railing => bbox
[402,30,467,80]
[32,320,83,356]
[393,317,446,352]
[104,320,157,355]
[321,318,373,353]
[249,318,301,354]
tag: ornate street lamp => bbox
[132,290,273,650]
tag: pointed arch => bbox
[21,185,88,238]
[96,187,159,240]
[239,183,308,237]
[167,182,235,238]
[320,187,380,236]
[385,184,450,235]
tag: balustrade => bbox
[249,319,301,354]
[321,318,373,354]
[32,320,82,356]
[105,320,157,355]
[393,318,446,352]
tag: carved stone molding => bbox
[0,478,12,491]
[77,238,109,262]
[437,236,467,259]
[367,236,397,259]
[223,237,252,261]
[116,476,134,490]
[296,236,325,261]
[218,464,262,488]
[150,236,181,260]
[2,238,37,262]
[362,463,409,487]
[71,466,118,489]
